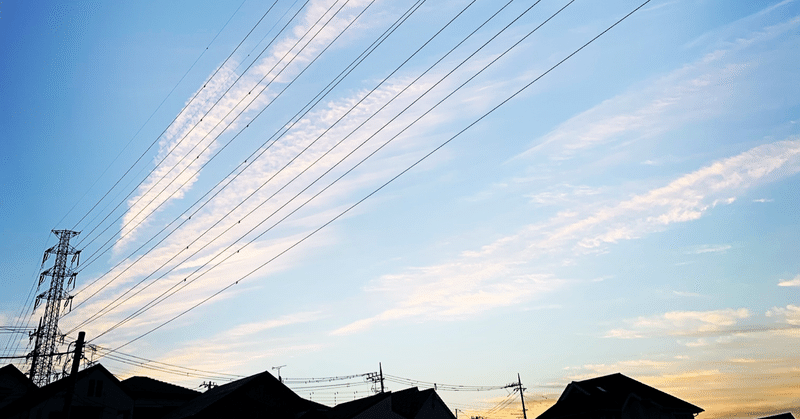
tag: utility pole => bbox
[27,318,42,382]
[517,373,528,419]
[29,230,80,387]
[62,331,85,419]
[366,363,386,394]
[272,365,286,383]
[379,362,385,393]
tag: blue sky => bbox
[1,0,799,417]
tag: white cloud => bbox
[564,359,670,381]
[541,140,800,252]
[116,0,377,249]
[778,275,800,287]
[622,308,752,336]
[334,136,800,335]
[684,244,731,254]
[604,329,643,339]
[766,305,800,325]
[66,0,536,344]
[606,308,746,340]
[331,270,563,336]
[518,13,800,162]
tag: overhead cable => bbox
[64,0,419,325]
[73,0,312,250]
[64,0,254,233]
[87,0,563,342]
[68,0,275,240]
[90,0,652,352]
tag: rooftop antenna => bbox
[272,365,286,383]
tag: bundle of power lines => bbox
[1,0,651,385]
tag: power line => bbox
[65,0,390,300]
[78,0,530,339]
[384,374,515,391]
[233,0,303,76]
[0,0,263,355]
[63,0,422,327]
[73,0,313,252]
[0,230,54,363]
[88,344,245,379]
[283,373,373,383]
[90,0,650,351]
[100,353,239,382]
[69,0,522,337]
[63,0,252,233]
[74,0,348,273]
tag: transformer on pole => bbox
[28,229,80,387]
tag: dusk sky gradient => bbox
[1,1,799,418]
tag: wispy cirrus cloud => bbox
[107,310,327,385]
[605,308,751,340]
[117,0,376,249]
[71,0,547,346]
[518,12,800,162]
[683,244,732,254]
[334,137,800,335]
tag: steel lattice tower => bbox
[28,229,80,387]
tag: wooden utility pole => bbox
[517,373,527,419]
[379,363,385,393]
[63,331,85,419]
[28,318,42,382]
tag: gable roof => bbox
[121,375,201,399]
[0,363,129,416]
[0,364,37,408]
[392,387,436,419]
[537,373,703,419]
[322,391,393,419]
[0,364,35,388]
[0,364,32,382]
[311,387,453,419]
[163,369,326,419]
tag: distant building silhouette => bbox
[121,375,201,419]
[537,373,703,419]
[0,364,36,410]
[0,362,458,419]
[162,368,326,419]
[0,363,134,419]
[298,387,456,419]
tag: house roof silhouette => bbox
[392,387,443,418]
[309,391,393,419]
[122,375,200,399]
[537,373,703,419]
[0,363,133,418]
[162,369,326,419]
[0,364,36,409]
[299,387,455,419]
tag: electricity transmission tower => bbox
[28,229,81,387]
